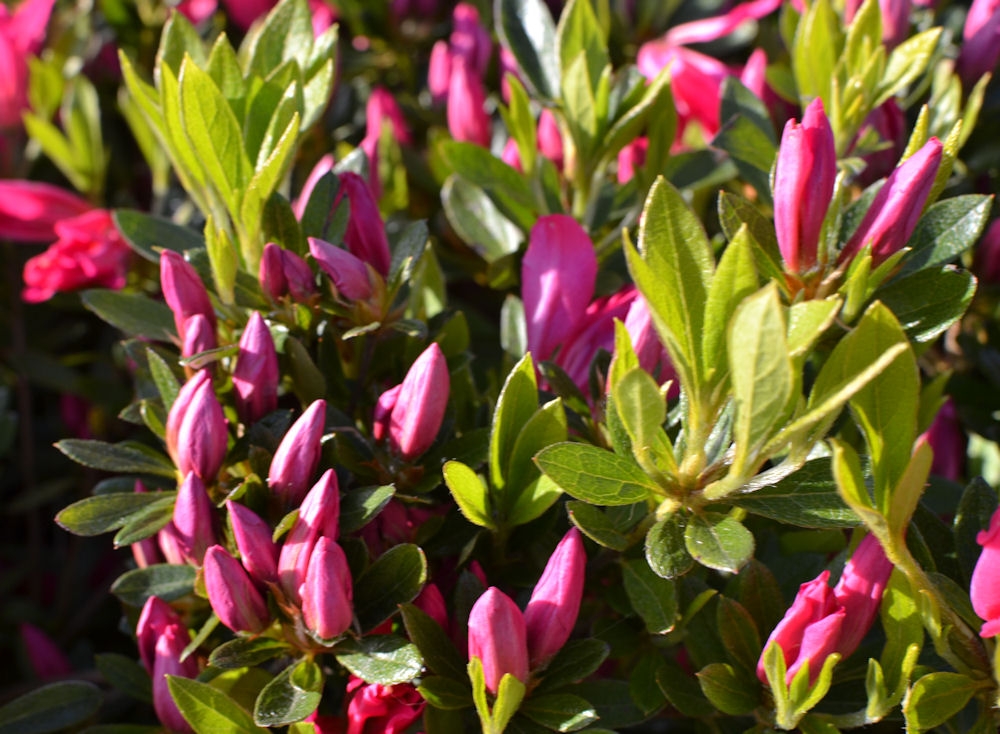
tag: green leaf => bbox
[644,514,694,579]
[702,227,758,386]
[95,653,152,704]
[439,142,534,230]
[167,676,265,734]
[612,368,677,484]
[728,284,793,476]
[567,500,630,551]
[520,693,599,732]
[147,348,181,410]
[114,210,205,263]
[730,459,860,528]
[113,497,176,547]
[444,461,494,530]
[492,673,527,734]
[400,603,468,682]
[626,177,714,396]
[353,544,427,632]
[56,491,174,536]
[876,267,977,344]
[684,513,754,573]
[441,176,522,263]
[601,69,674,166]
[505,398,568,512]
[335,635,424,685]
[656,660,716,718]
[903,672,984,731]
[209,638,292,670]
[536,443,656,506]
[696,663,759,715]
[253,660,323,727]
[875,28,943,106]
[56,439,176,478]
[792,0,841,110]
[879,573,923,702]
[713,89,778,204]
[622,557,678,634]
[496,0,560,99]
[716,597,762,673]
[489,354,538,491]
[556,0,608,92]
[339,485,395,533]
[500,76,538,173]
[534,639,610,694]
[81,290,177,342]
[417,676,472,710]
[899,195,991,276]
[110,564,196,607]
[0,681,102,734]
[787,298,841,361]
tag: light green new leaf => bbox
[612,368,677,484]
[496,0,560,100]
[536,443,657,506]
[702,226,758,390]
[489,354,538,490]
[903,672,985,731]
[556,0,608,92]
[444,461,494,530]
[167,677,265,734]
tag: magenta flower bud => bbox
[524,528,586,668]
[204,545,270,634]
[447,56,491,148]
[171,373,227,481]
[278,469,340,603]
[958,0,1000,84]
[387,343,450,460]
[336,172,392,277]
[558,287,636,390]
[20,623,72,679]
[829,535,893,658]
[259,243,288,301]
[292,155,335,221]
[756,571,845,685]
[773,98,836,274]
[137,596,182,673]
[362,87,413,170]
[173,472,216,566]
[308,237,374,301]
[152,624,198,733]
[450,3,491,78]
[160,250,215,344]
[166,370,210,466]
[536,110,564,170]
[617,137,649,184]
[268,399,326,506]
[974,219,1000,284]
[880,0,910,49]
[522,215,598,362]
[925,400,966,481]
[428,41,453,104]
[261,243,318,302]
[468,587,529,694]
[840,137,943,266]
[624,294,671,380]
[132,482,165,569]
[301,536,354,640]
[501,138,523,172]
[227,500,278,584]
[372,383,402,443]
[180,313,217,362]
[233,312,279,425]
[971,507,1000,637]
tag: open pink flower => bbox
[0,0,56,131]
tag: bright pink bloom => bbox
[0,181,91,242]
[335,172,392,276]
[172,472,216,566]
[260,242,317,302]
[447,56,491,148]
[233,312,279,424]
[137,597,198,734]
[959,0,1000,84]
[278,469,340,603]
[450,3,491,78]
[160,250,216,343]
[829,535,894,656]
[227,500,279,584]
[167,373,227,481]
[21,209,131,303]
[537,110,564,170]
[971,507,1000,637]
[924,400,966,481]
[558,288,637,389]
[524,528,586,668]
[20,623,72,678]
[774,99,837,274]
[268,399,327,506]
[623,294,673,384]
[380,343,450,460]
[840,137,942,265]
[176,0,217,24]
[0,0,55,130]
[301,536,354,640]
[522,215,598,362]
[204,545,270,633]
[343,676,425,734]
[309,237,374,301]
[468,587,529,694]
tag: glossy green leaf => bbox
[439,142,535,230]
[787,298,841,361]
[417,676,472,710]
[0,681,102,734]
[81,290,177,342]
[112,497,176,546]
[56,491,174,536]
[622,557,678,634]
[876,267,977,344]
[335,635,424,686]
[644,513,694,579]
[567,500,630,550]
[536,443,656,506]
[441,175,523,264]
[339,485,395,534]
[95,654,152,704]
[167,677,263,734]
[353,544,427,631]
[730,459,859,528]
[903,672,984,731]
[520,693,599,732]
[253,660,323,727]
[697,663,759,715]
[684,513,754,573]
[496,0,560,99]
[505,398,567,509]
[716,597,762,673]
[209,638,293,670]
[792,0,841,110]
[110,564,196,607]
[56,439,176,478]
[533,639,610,694]
[490,354,538,490]
[400,603,468,682]
[899,195,991,276]
[492,673,527,733]
[444,461,494,530]
[613,368,677,484]
[702,226,758,386]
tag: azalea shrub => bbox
[5,0,1000,732]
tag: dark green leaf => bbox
[716,597,762,673]
[56,491,174,536]
[439,142,534,230]
[730,459,860,528]
[536,443,656,506]
[520,693,598,732]
[645,514,694,579]
[903,672,984,731]
[110,564,196,607]
[496,0,560,99]
[684,513,754,573]
[876,267,976,343]
[534,639,610,694]
[209,638,292,670]
[253,660,323,727]
[81,290,177,342]
[95,654,152,704]
[696,663,760,715]
[899,195,991,276]
[335,635,424,685]
[567,500,630,550]
[0,681,102,734]
[417,677,472,710]
[114,210,205,263]
[353,544,427,632]
[622,557,678,634]
[339,485,395,533]
[441,175,522,263]
[400,603,467,682]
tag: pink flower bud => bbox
[337,172,391,276]
[292,155,335,221]
[971,507,1000,637]
[169,372,227,481]
[372,384,402,443]
[774,98,837,273]
[958,0,1000,84]
[925,400,966,481]
[880,0,910,49]
[524,528,586,668]
[557,288,636,390]
[227,500,278,584]
[261,243,318,303]
[204,545,270,634]
[830,535,893,658]
[447,55,491,148]
[362,87,413,170]
[500,138,523,171]
[20,623,72,679]
[974,219,1000,284]
[137,597,198,733]
[428,41,453,104]
[468,587,529,694]
[522,215,598,362]
[624,294,672,382]
[309,237,374,301]
[278,469,340,603]
[301,537,353,640]
[451,3,491,78]
[617,137,649,184]
[0,0,55,131]
[756,571,845,685]
[181,313,217,363]
[840,137,943,266]
[536,110,564,170]
[259,242,287,300]
[160,250,215,344]
[414,583,449,632]
[137,597,182,673]
[233,312,279,424]
[173,472,216,566]
[268,399,326,506]
[132,482,165,569]
[386,343,450,460]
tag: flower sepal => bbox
[468,657,527,734]
[761,642,841,731]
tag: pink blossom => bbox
[343,676,425,734]
[0,181,91,242]
[0,0,55,130]
[971,507,1000,637]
